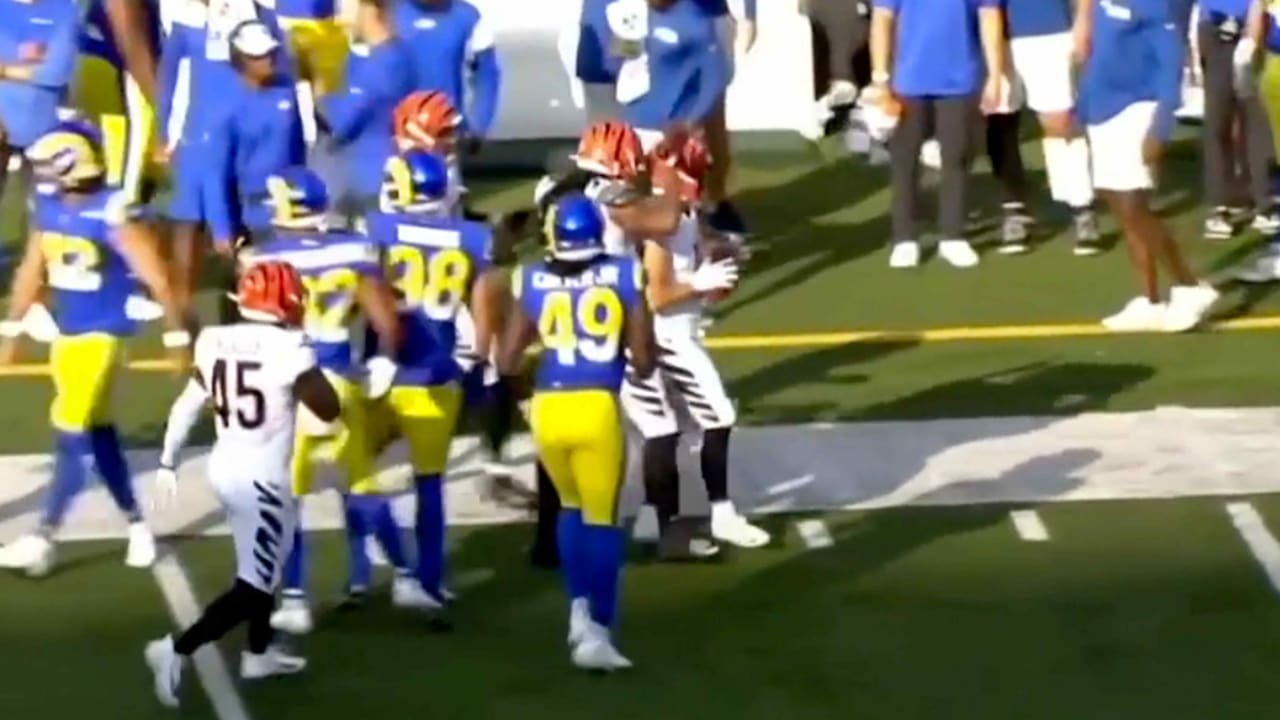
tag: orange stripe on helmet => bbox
[574,120,644,180]
[237,260,306,326]
[394,90,461,151]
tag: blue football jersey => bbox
[518,255,644,393]
[31,187,142,336]
[365,210,493,385]
[248,229,381,377]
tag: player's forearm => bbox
[978,8,1004,80]
[160,378,206,468]
[646,277,699,311]
[105,0,158,101]
[869,9,895,80]
[469,271,503,362]
[1246,0,1265,44]
[119,223,186,332]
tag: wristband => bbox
[162,330,192,348]
[0,320,21,339]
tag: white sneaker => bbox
[125,522,157,568]
[710,502,771,549]
[1234,251,1280,283]
[571,623,633,672]
[827,79,858,107]
[632,504,660,544]
[241,646,307,680]
[567,597,590,647]
[1102,297,1167,332]
[0,533,55,577]
[269,596,313,635]
[1164,283,1220,333]
[1252,212,1280,234]
[392,576,444,611]
[937,239,980,268]
[144,635,183,708]
[889,241,920,269]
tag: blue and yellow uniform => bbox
[31,184,146,530]
[246,229,382,494]
[364,208,492,598]
[277,0,348,96]
[72,0,162,200]
[518,254,643,528]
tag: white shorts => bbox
[213,471,297,594]
[1009,32,1075,114]
[621,330,736,439]
[1086,101,1158,192]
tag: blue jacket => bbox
[0,0,79,148]
[621,0,729,129]
[874,0,1000,98]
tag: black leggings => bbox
[807,0,871,94]
[986,111,1028,208]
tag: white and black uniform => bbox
[162,324,316,592]
[620,213,736,439]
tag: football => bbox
[699,230,744,303]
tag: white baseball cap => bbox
[231,20,280,58]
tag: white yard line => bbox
[1225,502,1280,596]
[794,519,834,549]
[151,549,253,720]
[1009,510,1050,542]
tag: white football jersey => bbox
[652,212,703,336]
[194,323,317,481]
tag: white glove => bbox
[21,303,58,343]
[690,258,739,293]
[364,355,397,400]
[1233,37,1259,97]
[153,465,178,512]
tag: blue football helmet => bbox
[545,193,605,261]
[264,166,329,229]
[25,120,106,187]
[381,150,450,213]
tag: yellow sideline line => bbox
[2,315,1279,378]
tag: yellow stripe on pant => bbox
[529,390,625,526]
[50,333,121,432]
[293,371,379,495]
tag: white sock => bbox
[1043,136,1095,209]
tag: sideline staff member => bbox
[868,0,1004,270]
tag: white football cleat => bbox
[1164,283,1220,333]
[1102,297,1167,332]
[632,504,660,543]
[710,502,771,549]
[125,522,157,568]
[888,240,920,269]
[144,635,183,708]
[0,533,55,577]
[571,623,632,672]
[937,239,980,268]
[567,597,590,647]
[269,596,314,635]
[392,576,445,611]
[241,646,307,680]
[1234,251,1280,283]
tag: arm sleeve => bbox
[466,15,502,137]
[29,10,80,89]
[687,30,730,122]
[157,29,184,146]
[160,377,207,468]
[1148,17,1186,141]
[203,118,238,247]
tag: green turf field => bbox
[4,130,1280,719]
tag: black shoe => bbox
[530,543,560,570]
[706,200,749,237]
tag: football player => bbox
[231,168,424,635]
[497,192,656,672]
[624,134,769,558]
[145,260,341,708]
[392,89,466,214]
[363,149,504,606]
[0,121,188,576]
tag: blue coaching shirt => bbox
[1077,0,1183,142]
[391,0,501,138]
[873,0,1000,98]
[1003,0,1071,39]
[321,37,416,202]
[0,0,79,149]
[621,0,729,130]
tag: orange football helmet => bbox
[573,120,646,180]
[393,90,462,152]
[651,134,711,204]
[236,260,306,326]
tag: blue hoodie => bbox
[0,0,80,148]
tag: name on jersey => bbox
[396,224,462,249]
[532,264,620,290]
